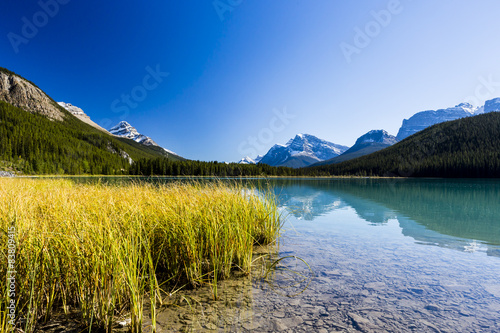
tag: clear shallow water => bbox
[55,177,500,332]
[261,178,500,332]
[240,179,500,332]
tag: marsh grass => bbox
[0,178,282,332]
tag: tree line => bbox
[2,98,500,178]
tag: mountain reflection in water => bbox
[261,178,500,256]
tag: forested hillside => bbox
[0,101,181,174]
[304,112,500,178]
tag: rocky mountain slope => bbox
[0,68,66,121]
[57,102,109,133]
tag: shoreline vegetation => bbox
[0,178,282,332]
[13,174,406,179]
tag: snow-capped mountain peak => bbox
[108,121,179,156]
[454,102,477,114]
[286,134,346,157]
[238,156,256,164]
[285,133,305,145]
[355,130,398,145]
[484,98,500,113]
[110,121,140,139]
[258,134,349,168]
[396,98,500,141]
[238,154,264,164]
[109,121,158,146]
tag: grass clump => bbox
[0,178,282,332]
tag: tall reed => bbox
[0,178,281,332]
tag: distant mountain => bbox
[109,121,179,157]
[307,112,500,178]
[485,97,500,113]
[355,129,398,146]
[395,102,495,141]
[238,155,263,165]
[259,134,349,168]
[314,130,397,166]
[110,121,158,146]
[57,102,109,133]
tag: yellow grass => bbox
[0,178,282,332]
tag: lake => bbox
[254,178,500,332]
[52,177,500,332]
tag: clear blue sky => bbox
[2,0,500,161]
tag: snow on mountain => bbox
[354,130,398,146]
[109,121,159,146]
[456,102,480,114]
[238,156,256,164]
[474,106,485,115]
[57,101,109,133]
[57,102,86,116]
[484,98,500,113]
[238,155,263,165]
[109,121,178,156]
[396,102,486,141]
[259,134,349,168]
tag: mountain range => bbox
[1,65,500,178]
[396,101,495,141]
[241,98,500,168]
[307,111,500,178]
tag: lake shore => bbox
[0,178,282,332]
[19,174,408,180]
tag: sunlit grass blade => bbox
[0,178,281,332]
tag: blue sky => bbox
[2,0,500,161]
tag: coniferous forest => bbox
[304,112,500,178]
[129,112,500,178]
[1,97,500,178]
[0,101,181,174]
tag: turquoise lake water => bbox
[60,177,500,332]
[264,178,500,332]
